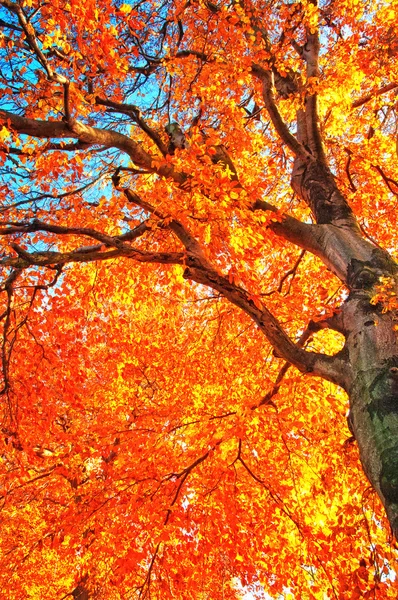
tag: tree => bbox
[0,0,398,597]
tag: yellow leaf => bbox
[120,3,132,13]
[0,126,10,142]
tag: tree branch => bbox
[122,188,213,267]
[0,245,186,269]
[95,96,168,155]
[251,199,323,254]
[352,82,398,109]
[0,211,349,386]
[114,188,349,383]
[251,64,310,160]
[183,264,350,387]
[0,110,186,183]
[0,16,22,31]
[0,0,68,84]
[0,218,150,247]
[301,22,326,163]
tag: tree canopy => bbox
[1,0,398,597]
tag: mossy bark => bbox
[342,290,398,537]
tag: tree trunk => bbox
[343,289,398,538]
[294,156,398,538]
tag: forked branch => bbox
[183,264,351,388]
[0,110,186,184]
[0,209,350,388]
[0,0,68,84]
[251,64,310,160]
[95,96,168,155]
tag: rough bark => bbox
[342,286,398,538]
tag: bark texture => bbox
[344,290,398,538]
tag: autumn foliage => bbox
[0,0,398,597]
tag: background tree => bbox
[0,0,398,597]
